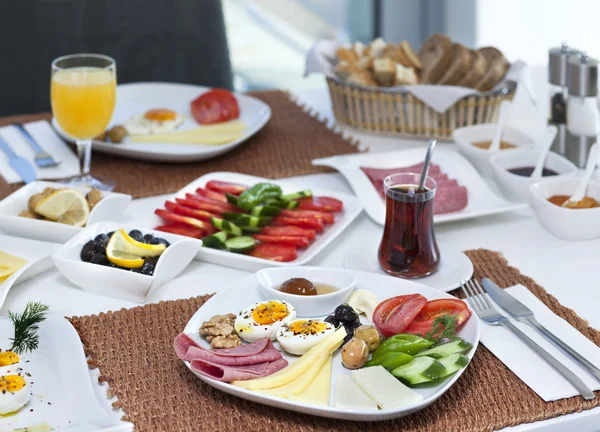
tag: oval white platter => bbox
[180,269,480,421]
[52,82,272,163]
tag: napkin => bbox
[0,120,80,184]
[479,285,600,402]
[304,39,532,113]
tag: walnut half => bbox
[199,313,241,349]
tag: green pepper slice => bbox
[237,183,283,210]
[372,334,434,357]
[365,351,413,371]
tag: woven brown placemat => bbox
[67,249,600,432]
[0,90,360,200]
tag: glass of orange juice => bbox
[51,54,116,190]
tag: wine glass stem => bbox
[76,139,92,175]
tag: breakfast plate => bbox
[178,269,480,421]
[141,172,364,272]
[343,241,473,292]
[52,82,272,163]
[312,147,528,226]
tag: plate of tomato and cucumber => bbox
[148,173,364,271]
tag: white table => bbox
[3,76,600,431]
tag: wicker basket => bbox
[326,77,517,140]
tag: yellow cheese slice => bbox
[289,355,332,406]
[130,120,247,145]
[232,327,346,390]
[0,251,28,281]
[258,353,329,398]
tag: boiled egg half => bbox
[124,108,184,136]
[276,319,336,355]
[0,375,30,415]
[234,300,296,342]
[0,351,22,376]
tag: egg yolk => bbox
[287,320,328,336]
[143,109,178,122]
[0,375,26,392]
[252,301,289,325]
[0,352,19,367]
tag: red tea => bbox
[378,174,440,278]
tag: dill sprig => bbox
[8,302,49,354]
[425,314,458,341]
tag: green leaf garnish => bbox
[9,302,49,354]
[425,314,458,341]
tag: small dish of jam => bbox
[279,277,338,296]
[507,167,558,177]
[547,195,600,209]
[472,140,517,150]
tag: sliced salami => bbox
[190,358,288,382]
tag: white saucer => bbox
[343,240,473,292]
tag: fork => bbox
[14,124,60,168]
[461,279,595,400]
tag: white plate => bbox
[343,240,473,292]
[180,269,480,421]
[0,316,118,430]
[0,235,61,309]
[52,82,271,163]
[313,147,528,225]
[142,172,363,272]
[0,181,131,244]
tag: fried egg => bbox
[276,319,336,355]
[0,375,30,415]
[124,108,184,136]
[0,351,21,376]
[234,300,296,342]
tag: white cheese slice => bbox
[334,375,378,410]
[352,366,423,410]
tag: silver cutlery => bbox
[0,135,36,184]
[461,278,595,400]
[14,124,60,168]
[482,277,600,384]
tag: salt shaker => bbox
[566,52,600,167]
[548,43,580,155]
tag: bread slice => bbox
[347,71,379,87]
[475,47,509,92]
[437,44,472,85]
[418,34,453,84]
[399,41,422,69]
[456,50,487,88]
[373,57,397,86]
[355,55,374,71]
[334,61,363,80]
[366,38,387,58]
[353,41,367,58]
[394,64,418,85]
[335,47,358,63]
[382,44,411,67]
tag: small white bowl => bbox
[0,181,131,243]
[530,177,600,241]
[453,124,536,178]
[52,221,202,302]
[256,266,356,317]
[490,150,579,203]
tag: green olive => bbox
[353,325,382,352]
[341,337,369,369]
[108,125,127,143]
[86,189,102,209]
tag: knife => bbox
[0,135,36,183]
[482,277,600,384]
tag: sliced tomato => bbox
[280,209,334,224]
[405,299,472,337]
[175,198,225,216]
[185,193,241,212]
[298,197,343,213]
[154,223,203,239]
[249,243,297,262]
[372,294,428,338]
[271,216,324,232]
[205,180,247,196]
[190,89,240,125]
[195,187,227,204]
[155,209,209,232]
[164,201,219,222]
[260,225,316,240]
[253,234,309,248]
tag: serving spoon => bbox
[418,138,437,191]
[531,125,558,178]
[489,100,512,152]
[562,143,600,207]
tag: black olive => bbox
[344,320,361,336]
[144,256,159,266]
[143,234,154,244]
[140,262,155,276]
[343,332,354,345]
[156,237,170,247]
[334,304,358,323]
[149,237,161,245]
[94,233,110,249]
[324,315,340,328]
[89,252,110,266]
[128,230,144,242]
[80,240,96,262]
[107,231,115,238]
[130,267,142,273]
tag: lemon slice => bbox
[106,229,166,269]
[35,189,90,227]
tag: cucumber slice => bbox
[415,339,473,359]
[225,236,255,253]
[234,215,271,228]
[264,199,299,209]
[250,205,281,217]
[210,218,242,236]
[222,212,243,222]
[391,357,447,385]
[436,354,470,378]
[202,231,228,250]
[280,190,313,201]
[225,194,239,206]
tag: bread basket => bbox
[326,77,517,140]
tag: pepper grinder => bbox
[566,52,600,167]
[548,42,580,155]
